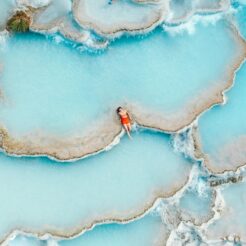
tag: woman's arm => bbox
[127,112,134,123]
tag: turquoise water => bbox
[200,61,246,148]
[197,0,246,172]
[206,181,246,241]
[8,214,168,246]
[179,188,214,224]
[0,20,240,138]
[0,130,191,241]
[60,214,168,246]
[1,1,246,245]
[198,61,246,171]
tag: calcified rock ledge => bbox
[164,173,245,245]
[72,0,231,37]
[30,10,109,49]
[0,24,245,161]
[0,85,239,161]
[0,85,234,161]
[30,11,109,49]
[1,1,108,49]
[72,0,168,38]
[0,174,189,245]
[198,137,246,174]
[163,128,246,244]
[0,0,232,46]
[3,216,170,246]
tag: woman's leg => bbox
[123,124,132,139]
[127,123,132,131]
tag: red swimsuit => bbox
[120,115,130,125]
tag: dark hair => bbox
[116,107,122,113]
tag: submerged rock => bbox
[209,176,243,187]
[6,11,31,33]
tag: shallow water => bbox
[1,0,246,245]
[198,61,246,172]
[60,214,168,246]
[8,213,168,246]
[0,130,191,241]
[179,188,214,224]
[0,20,240,139]
[206,180,246,241]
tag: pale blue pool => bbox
[198,61,246,172]
[8,213,168,246]
[1,0,246,245]
[0,20,240,138]
[0,130,191,242]
[60,213,168,246]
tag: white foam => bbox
[163,12,223,36]
[171,126,196,159]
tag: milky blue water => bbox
[206,180,246,241]
[60,214,168,246]
[8,214,168,246]
[0,130,191,242]
[198,60,246,171]
[179,188,214,224]
[1,0,246,245]
[0,20,239,137]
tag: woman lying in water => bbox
[116,107,132,139]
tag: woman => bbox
[116,107,132,138]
